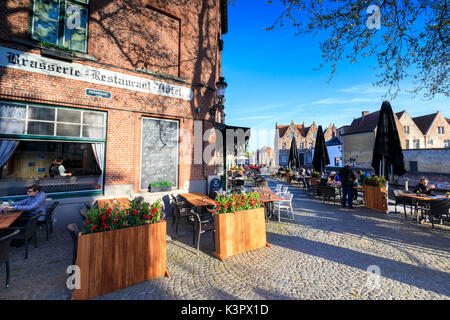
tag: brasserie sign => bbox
[0,46,193,101]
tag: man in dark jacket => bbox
[339,162,357,208]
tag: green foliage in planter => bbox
[363,175,387,188]
[82,198,163,234]
[39,41,74,54]
[215,192,263,214]
[311,171,320,178]
[149,181,172,188]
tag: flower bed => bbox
[212,192,270,260]
[72,199,169,300]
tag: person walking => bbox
[339,162,357,208]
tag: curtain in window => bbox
[91,143,104,186]
[0,140,19,168]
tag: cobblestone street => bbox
[1,178,449,300]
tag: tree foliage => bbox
[265,0,449,99]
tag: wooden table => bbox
[180,193,216,207]
[398,193,449,221]
[0,211,23,229]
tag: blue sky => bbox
[221,1,449,152]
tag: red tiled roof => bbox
[412,112,438,135]
[277,125,289,138]
[345,110,381,135]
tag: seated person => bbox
[328,171,341,183]
[319,173,328,186]
[0,184,47,223]
[57,158,72,177]
[413,178,435,195]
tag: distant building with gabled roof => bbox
[274,120,336,167]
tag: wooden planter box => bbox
[286,172,292,183]
[72,221,169,300]
[213,207,270,261]
[363,185,388,213]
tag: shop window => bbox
[0,101,106,198]
[0,140,103,197]
[31,0,89,53]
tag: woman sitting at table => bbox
[0,184,47,224]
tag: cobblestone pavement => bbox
[1,178,449,300]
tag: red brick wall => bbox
[0,0,223,193]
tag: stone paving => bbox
[0,178,449,300]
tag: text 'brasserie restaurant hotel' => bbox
[0,0,228,217]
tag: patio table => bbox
[0,211,23,229]
[179,193,216,207]
[398,193,448,222]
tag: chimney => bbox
[362,111,369,117]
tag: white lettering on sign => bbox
[0,46,193,101]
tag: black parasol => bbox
[312,125,330,173]
[371,101,406,180]
[288,136,300,170]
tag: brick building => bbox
[274,120,336,167]
[343,109,449,170]
[0,0,228,205]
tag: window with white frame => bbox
[444,140,450,148]
[0,102,105,139]
[438,126,445,134]
[404,126,409,134]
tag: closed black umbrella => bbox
[312,125,330,173]
[372,101,406,180]
[288,136,300,170]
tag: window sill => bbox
[135,67,187,84]
[11,37,98,62]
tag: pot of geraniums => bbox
[148,181,172,192]
[72,198,169,300]
[362,175,388,213]
[210,192,270,261]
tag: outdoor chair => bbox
[278,186,288,197]
[67,223,79,266]
[0,229,20,288]
[392,190,414,218]
[274,184,282,194]
[37,201,59,241]
[273,192,294,222]
[171,195,194,234]
[190,209,215,256]
[5,212,42,261]
[427,199,450,229]
[321,186,337,205]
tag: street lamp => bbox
[209,77,228,123]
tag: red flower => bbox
[101,215,106,221]
[91,225,97,231]
[86,219,91,224]
[106,208,112,215]
[132,210,138,216]
[152,208,158,214]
